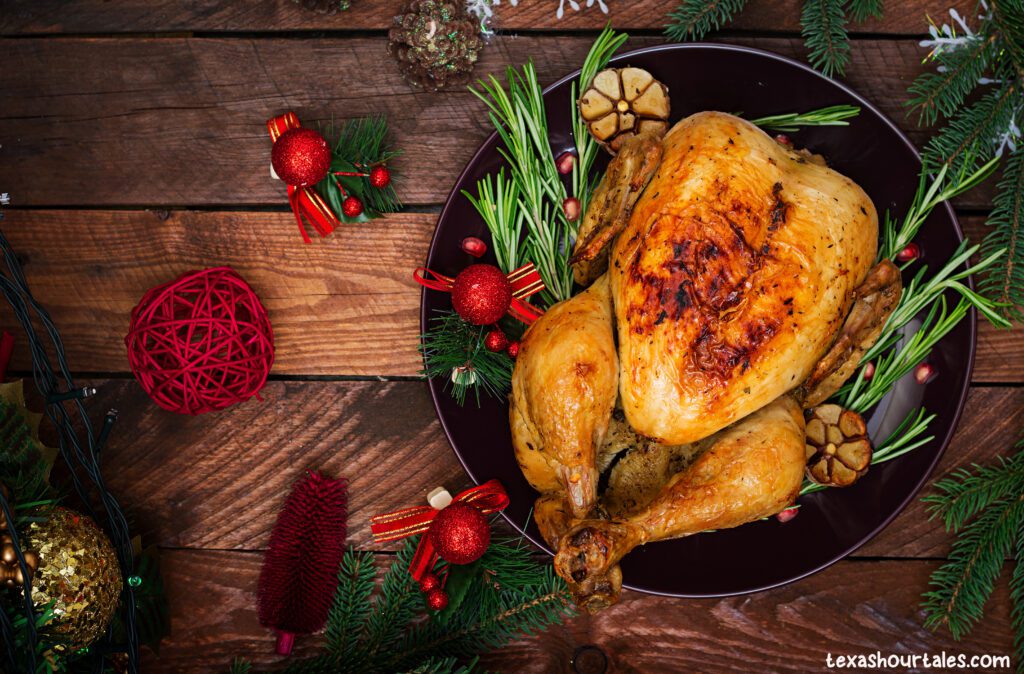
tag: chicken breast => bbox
[611,111,877,444]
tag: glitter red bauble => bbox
[369,165,391,189]
[125,267,275,415]
[450,265,511,326]
[342,196,364,218]
[419,573,441,593]
[425,588,449,611]
[271,128,332,187]
[484,329,509,353]
[428,502,490,565]
[507,341,520,359]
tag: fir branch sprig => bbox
[978,149,1024,320]
[749,104,861,132]
[665,0,748,42]
[314,116,402,224]
[920,437,1024,654]
[420,311,514,406]
[801,0,851,78]
[846,0,883,24]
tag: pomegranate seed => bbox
[914,362,937,385]
[862,361,875,381]
[507,341,520,359]
[896,242,921,263]
[563,197,581,222]
[776,507,799,523]
[461,236,487,258]
[556,151,577,175]
[774,134,793,147]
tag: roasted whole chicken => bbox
[510,111,901,611]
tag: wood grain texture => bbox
[0,0,974,34]
[2,211,1018,379]
[143,550,1014,673]
[0,36,994,209]
[72,379,1021,557]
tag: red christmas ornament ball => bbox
[342,196,364,218]
[425,588,449,611]
[484,329,509,353]
[450,264,512,326]
[419,573,441,594]
[428,502,490,565]
[369,165,391,189]
[125,267,274,415]
[272,128,332,187]
[507,341,520,359]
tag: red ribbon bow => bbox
[267,112,339,244]
[371,479,509,582]
[414,263,546,324]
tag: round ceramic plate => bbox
[421,43,974,597]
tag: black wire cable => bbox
[0,229,139,673]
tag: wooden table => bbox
[0,1,1019,671]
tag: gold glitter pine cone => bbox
[388,0,483,91]
[22,506,123,650]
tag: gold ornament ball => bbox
[22,506,123,650]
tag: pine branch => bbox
[325,548,376,657]
[922,484,1024,639]
[1010,525,1024,673]
[801,0,851,78]
[360,539,424,660]
[419,311,514,406]
[922,85,1020,174]
[315,116,402,223]
[846,0,882,24]
[923,438,1024,532]
[908,33,996,127]
[664,0,748,42]
[978,148,1024,321]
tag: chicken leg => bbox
[553,395,805,611]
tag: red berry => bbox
[775,506,799,523]
[485,329,509,353]
[914,362,937,385]
[461,236,488,258]
[555,151,577,175]
[419,573,441,593]
[563,197,581,222]
[862,361,875,381]
[369,165,391,189]
[271,128,332,187]
[426,588,449,611]
[774,134,793,147]
[896,243,921,263]
[506,341,520,359]
[450,264,512,326]
[342,196,364,218]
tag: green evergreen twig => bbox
[664,0,748,42]
[419,311,514,406]
[749,104,860,132]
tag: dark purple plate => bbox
[421,43,973,597]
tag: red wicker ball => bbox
[125,267,275,415]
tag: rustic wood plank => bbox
[143,550,1014,673]
[0,36,994,209]
[69,379,1021,557]
[2,211,1017,379]
[0,0,973,35]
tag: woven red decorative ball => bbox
[342,196,364,218]
[125,267,275,415]
[272,128,332,187]
[428,502,490,565]
[369,165,391,189]
[450,264,511,326]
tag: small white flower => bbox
[0,194,8,206]
[994,111,1021,157]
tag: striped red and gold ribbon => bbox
[267,112,339,244]
[370,479,509,581]
[413,262,546,324]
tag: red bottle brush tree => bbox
[257,470,348,655]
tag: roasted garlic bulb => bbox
[578,67,670,154]
[804,404,873,487]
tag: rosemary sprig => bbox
[466,25,627,305]
[750,104,861,132]
[419,311,513,406]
